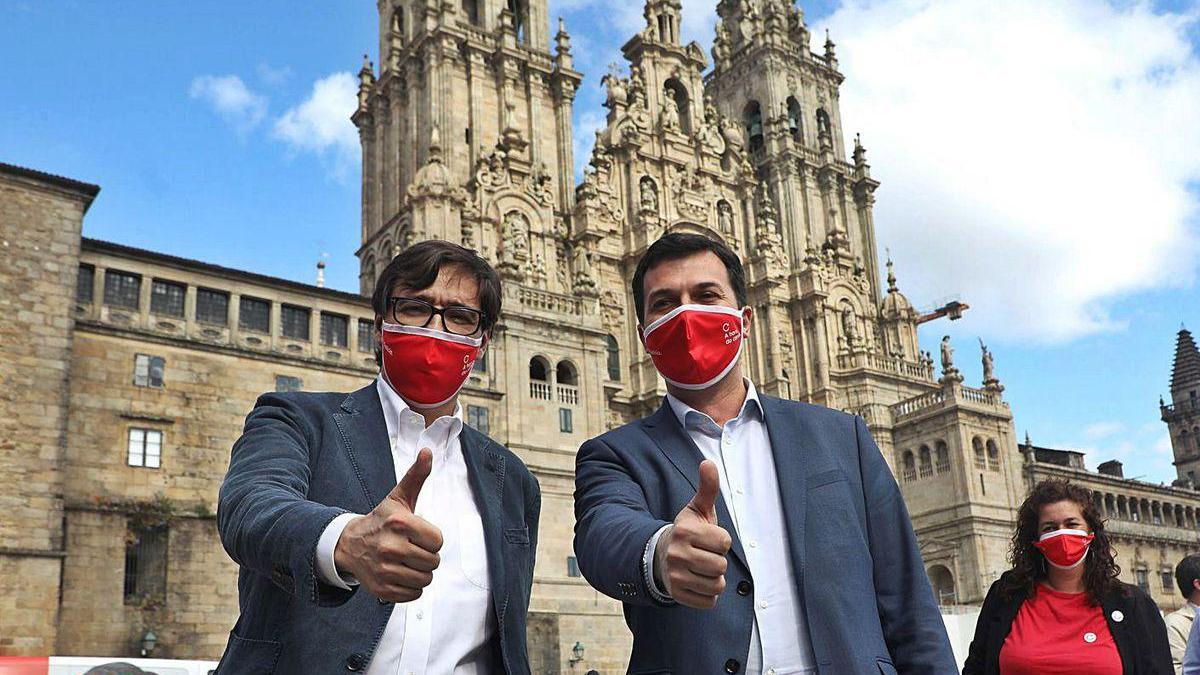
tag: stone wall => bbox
[0,165,96,655]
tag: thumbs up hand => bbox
[653,460,733,609]
[334,448,444,603]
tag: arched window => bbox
[972,436,986,470]
[380,239,393,262]
[934,441,950,474]
[507,0,528,42]
[663,79,691,134]
[986,439,1000,472]
[901,451,916,482]
[529,356,550,400]
[462,0,480,26]
[605,335,621,381]
[918,445,933,478]
[816,108,832,140]
[786,96,802,141]
[392,8,404,39]
[744,101,764,152]
[362,255,377,290]
[927,565,957,606]
[556,360,578,386]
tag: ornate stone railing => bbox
[891,390,945,418]
[530,381,552,401]
[557,384,579,405]
[836,352,934,381]
[1106,518,1200,545]
[514,286,586,317]
[960,386,999,406]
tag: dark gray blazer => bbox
[573,395,956,675]
[215,383,540,675]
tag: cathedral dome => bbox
[880,259,914,317]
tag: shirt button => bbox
[1111,610,1124,623]
[748,540,758,548]
[416,610,424,620]
[759,600,769,609]
[767,670,777,675]
[736,487,745,495]
[1083,632,1097,643]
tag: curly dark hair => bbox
[1002,478,1120,605]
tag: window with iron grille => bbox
[281,305,310,340]
[320,313,349,348]
[124,522,168,605]
[467,405,489,435]
[103,270,141,309]
[77,264,95,304]
[196,288,229,325]
[127,428,163,469]
[239,296,271,333]
[559,408,573,434]
[150,279,185,317]
[357,319,375,353]
[276,375,303,393]
[134,354,165,388]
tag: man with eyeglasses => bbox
[217,240,540,675]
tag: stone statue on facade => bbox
[842,306,859,347]
[639,176,658,214]
[939,335,964,384]
[572,242,599,296]
[660,97,681,133]
[717,200,734,234]
[981,339,1004,392]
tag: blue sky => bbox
[2,0,1198,484]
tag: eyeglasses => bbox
[387,296,485,336]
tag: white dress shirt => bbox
[646,380,816,675]
[315,377,496,675]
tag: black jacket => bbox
[963,572,1171,675]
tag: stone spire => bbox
[315,259,326,288]
[356,54,375,113]
[643,0,683,45]
[1170,326,1200,394]
[554,16,574,70]
[824,29,838,68]
[886,254,897,293]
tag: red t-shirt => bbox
[999,584,1121,675]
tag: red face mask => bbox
[380,322,481,409]
[1034,528,1094,570]
[641,304,745,390]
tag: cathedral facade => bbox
[1,1,1198,672]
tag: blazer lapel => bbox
[640,402,750,572]
[759,396,811,587]
[460,426,509,631]
[332,383,395,510]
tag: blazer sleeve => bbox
[217,393,352,606]
[1135,589,1173,675]
[854,416,958,675]
[525,471,542,593]
[1168,612,1190,675]
[573,435,672,606]
[1183,606,1200,675]
[962,578,1003,675]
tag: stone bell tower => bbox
[1164,327,1200,484]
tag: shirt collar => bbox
[665,379,762,434]
[375,376,463,458]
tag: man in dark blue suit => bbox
[574,233,955,674]
[216,241,539,674]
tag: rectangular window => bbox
[1164,571,1175,592]
[77,264,95,304]
[239,296,271,334]
[567,555,581,578]
[1135,569,1149,593]
[281,304,310,340]
[559,407,573,434]
[133,354,165,388]
[275,375,303,393]
[357,319,376,353]
[103,269,141,310]
[150,279,186,317]
[123,523,168,605]
[320,313,349,348]
[196,288,229,325]
[127,428,163,469]
[467,405,489,435]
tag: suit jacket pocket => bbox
[807,468,847,489]
[877,658,898,675]
[217,633,282,675]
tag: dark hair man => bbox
[573,233,955,674]
[216,240,540,675]
[1169,554,1200,673]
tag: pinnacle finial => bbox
[429,124,443,160]
[886,256,897,292]
[1025,430,1032,447]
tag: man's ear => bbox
[741,306,754,335]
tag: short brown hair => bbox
[371,239,502,334]
[631,233,748,324]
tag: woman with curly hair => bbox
[963,478,1171,674]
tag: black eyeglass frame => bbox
[386,296,486,337]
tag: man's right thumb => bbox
[390,448,433,510]
[688,459,720,522]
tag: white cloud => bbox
[257,62,293,86]
[1083,421,1126,440]
[819,0,1200,344]
[189,75,268,133]
[272,72,361,181]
